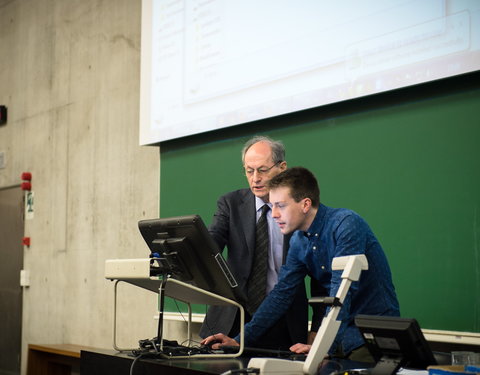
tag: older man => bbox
[200,136,320,350]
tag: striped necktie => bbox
[246,204,270,315]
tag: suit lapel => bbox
[240,189,256,257]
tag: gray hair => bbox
[241,135,285,165]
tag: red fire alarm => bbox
[21,182,32,191]
[0,106,6,125]
[23,237,31,247]
[21,172,32,190]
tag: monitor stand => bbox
[109,273,245,358]
[371,356,402,375]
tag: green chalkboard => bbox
[159,73,480,333]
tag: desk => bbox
[27,344,102,375]
[80,348,370,375]
[80,348,248,374]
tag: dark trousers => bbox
[228,310,293,351]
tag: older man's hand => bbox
[200,333,239,350]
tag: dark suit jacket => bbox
[199,188,309,345]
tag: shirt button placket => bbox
[312,233,319,251]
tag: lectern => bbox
[105,258,245,358]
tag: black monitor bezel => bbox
[355,315,437,373]
[138,214,239,302]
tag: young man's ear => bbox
[302,198,312,213]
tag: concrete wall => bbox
[0,0,189,372]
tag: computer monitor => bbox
[355,315,437,375]
[138,214,239,302]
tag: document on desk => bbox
[398,369,429,375]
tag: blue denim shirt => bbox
[236,204,400,355]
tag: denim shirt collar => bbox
[303,204,328,238]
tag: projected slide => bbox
[139,0,480,145]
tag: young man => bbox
[200,137,321,350]
[202,167,400,359]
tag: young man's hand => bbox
[290,343,311,354]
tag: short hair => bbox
[241,135,285,165]
[267,167,320,207]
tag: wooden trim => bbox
[27,344,103,375]
[422,329,480,346]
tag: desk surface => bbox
[81,348,249,375]
[80,348,370,375]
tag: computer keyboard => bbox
[219,345,307,361]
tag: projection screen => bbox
[139,0,480,145]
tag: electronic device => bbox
[105,215,245,356]
[354,315,437,375]
[138,214,240,302]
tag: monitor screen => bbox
[355,315,437,375]
[138,214,239,302]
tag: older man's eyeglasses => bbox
[244,161,282,176]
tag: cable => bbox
[180,338,203,348]
[200,302,218,336]
[156,275,168,348]
[173,299,189,323]
[129,354,142,375]
[129,351,162,375]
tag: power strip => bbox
[105,258,151,279]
